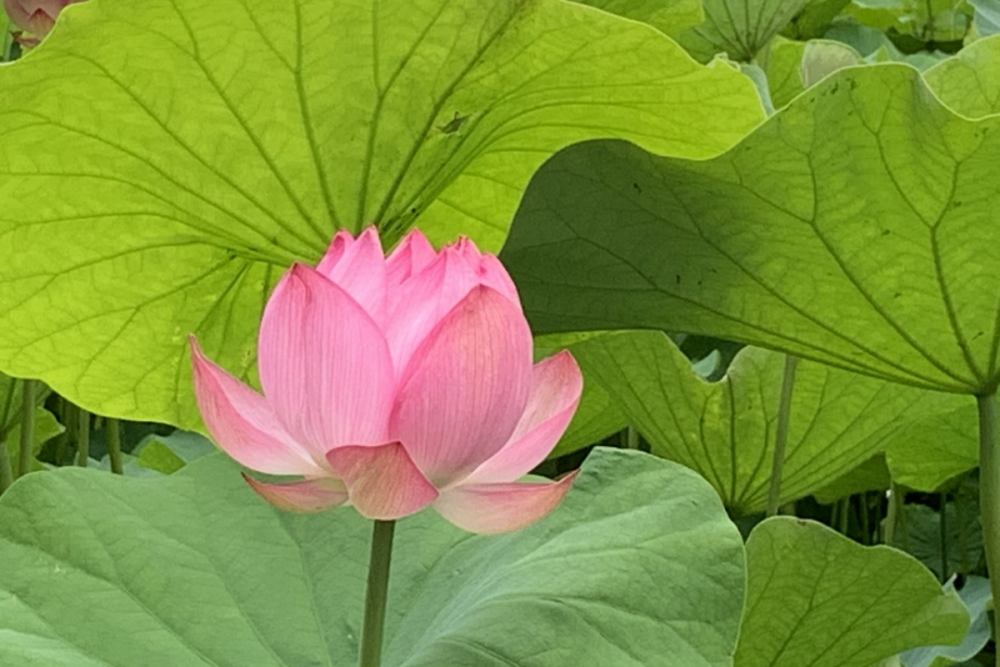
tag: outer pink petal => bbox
[385,229,437,289]
[258,264,394,461]
[189,338,319,476]
[326,442,438,520]
[315,227,387,325]
[433,472,579,534]
[384,242,523,374]
[243,475,349,513]
[464,351,583,485]
[390,286,533,487]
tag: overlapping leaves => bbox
[502,62,1000,395]
[569,331,971,513]
[0,0,763,428]
[737,518,968,667]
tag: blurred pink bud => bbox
[191,228,582,534]
[3,0,86,40]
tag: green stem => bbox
[838,497,850,534]
[859,493,871,545]
[975,393,1000,667]
[1,29,13,63]
[51,398,67,466]
[625,426,640,450]
[766,355,799,517]
[939,491,949,583]
[872,489,884,543]
[884,482,902,546]
[105,418,124,474]
[956,488,969,574]
[75,409,90,467]
[359,520,396,667]
[17,380,36,477]
[0,439,12,493]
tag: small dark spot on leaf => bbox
[848,78,858,90]
[882,229,890,236]
[633,183,642,193]
[438,112,470,134]
[894,292,902,298]
[675,274,681,285]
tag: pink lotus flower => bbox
[190,228,582,534]
[3,0,86,41]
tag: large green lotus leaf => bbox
[924,35,1000,117]
[0,447,745,666]
[0,0,765,430]
[885,397,979,491]
[677,0,811,61]
[571,0,705,36]
[571,330,969,514]
[735,517,968,667]
[501,63,1000,395]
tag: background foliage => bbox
[2,0,1000,664]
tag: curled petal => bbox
[465,351,583,485]
[189,338,318,476]
[454,237,520,306]
[243,475,349,513]
[390,286,533,487]
[433,472,579,534]
[386,229,437,289]
[258,264,394,461]
[326,442,438,520]
[316,228,387,324]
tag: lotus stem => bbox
[17,379,36,477]
[766,355,799,517]
[939,491,948,583]
[105,418,124,474]
[0,442,12,493]
[75,409,90,467]
[976,392,1000,667]
[359,519,396,667]
[626,426,640,450]
[884,482,901,546]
